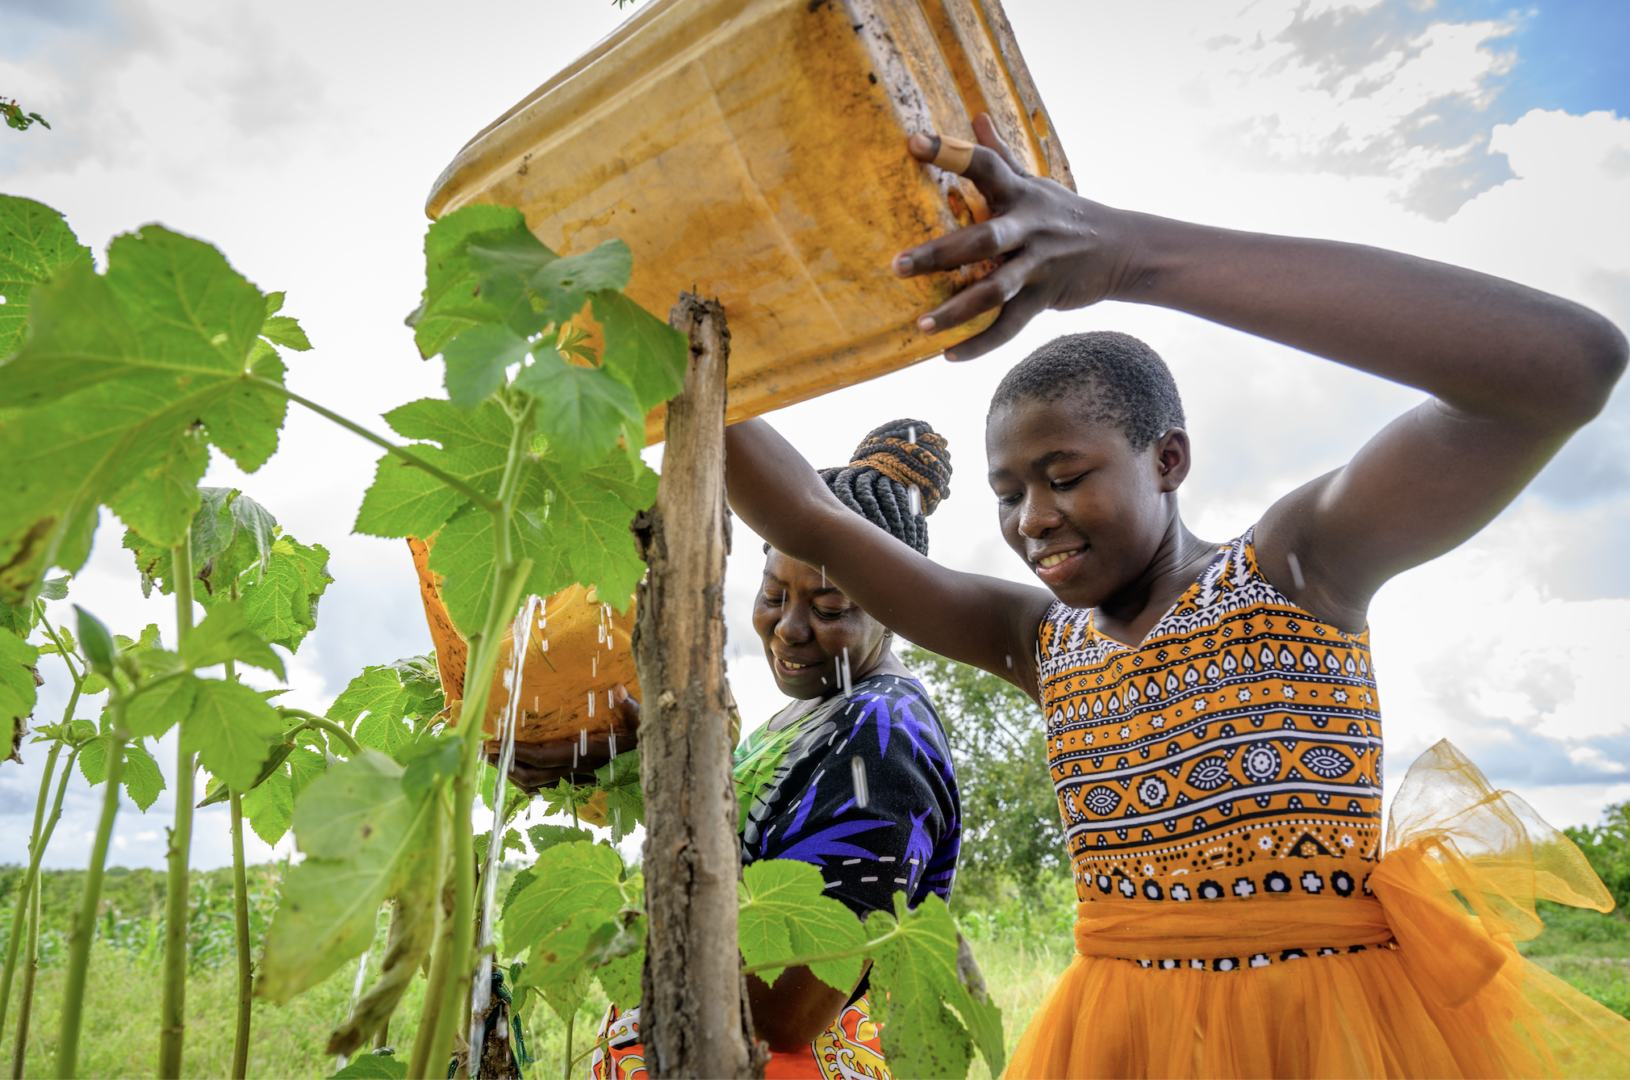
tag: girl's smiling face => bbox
[753,549,892,700]
[985,394,1191,611]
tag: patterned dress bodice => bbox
[1039,530,1383,911]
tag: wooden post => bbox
[632,295,757,1079]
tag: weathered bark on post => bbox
[632,295,755,1079]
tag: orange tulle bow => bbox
[1012,742,1630,1079]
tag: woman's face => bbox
[752,549,891,700]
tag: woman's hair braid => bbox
[816,419,951,555]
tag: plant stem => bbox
[275,710,363,755]
[8,745,73,1077]
[225,618,253,1080]
[415,398,535,1078]
[229,791,251,1079]
[159,534,197,1079]
[251,377,501,513]
[55,706,127,1079]
[407,789,452,1080]
[0,744,60,1042]
[562,1012,574,1080]
[11,872,39,1079]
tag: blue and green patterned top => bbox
[732,672,961,916]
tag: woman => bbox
[505,419,962,1080]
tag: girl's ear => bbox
[1154,428,1193,492]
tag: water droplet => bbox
[850,756,870,808]
[588,692,595,717]
[580,728,589,754]
[1287,552,1306,591]
[907,425,916,444]
[1005,654,1013,668]
[908,484,922,517]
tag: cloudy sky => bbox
[2,0,1627,873]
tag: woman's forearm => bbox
[724,419,856,564]
[1116,212,1627,428]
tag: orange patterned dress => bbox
[1006,530,1630,1078]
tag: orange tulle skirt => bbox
[1004,741,1630,1079]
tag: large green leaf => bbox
[238,536,331,651]
[77,735,166,812]
[122,740,165,811]
[326,873,437,1057]
[407,204,528,358]
[183,600,287,679]
[0,629,39,726]
[329,1052,408,1080]
[241,770,294,844]
[124,671,198,739]
[502,840,623,958]
[352,398,513,540]
[257,751,439,1003]
[442,323,534,411]
[866,894,1004,1080]
[526,240,632,326]
[180,675,284,791]
[0,224,292,602]
[533,457,649,606]
[738,859,865,992]
[592,290,688,415]
[514,349,641,472]
[192,487,278,590]
[428,502,572,639]
[329,665,417,760]
[462,228,558,336]
[0,195,92,359]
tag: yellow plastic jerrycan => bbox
[426,0,1073,442]
[409,538,639,747]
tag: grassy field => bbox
[0,866,1623,1077]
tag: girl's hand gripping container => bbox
[425,0,1074,441]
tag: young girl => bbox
[721,118,1630,1077]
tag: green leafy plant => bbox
[0,190,1007,1080]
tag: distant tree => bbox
[900,643,1064,904]
[1567,803,1630,913]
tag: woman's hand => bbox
[892,113,1139,362]
[485,684,641,796]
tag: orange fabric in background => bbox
[1004,741,1630,1079]
[591,994,889,1080]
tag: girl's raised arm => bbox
[896,117,1627,629]
[724,418,1054,698]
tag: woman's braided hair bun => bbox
[817,419,952,556]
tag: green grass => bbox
[1518,899,1630,1020]
[0,867,1624,1077]
[0,862,611,1079]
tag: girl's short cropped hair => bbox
[989,331,1186,448]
